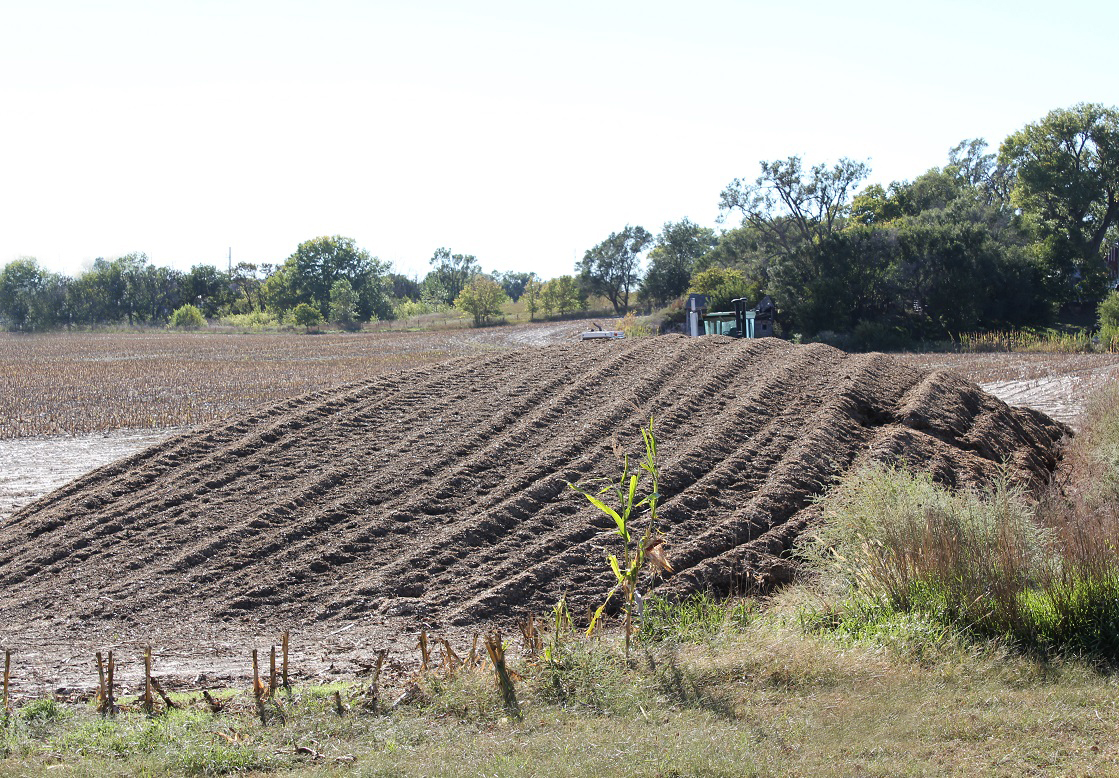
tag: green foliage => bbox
[266,235,392,322]
[568,417,671,655]
[639,593,757,644]
[798,460,1119,659]
[169,303,206,330]
[291,302,323,328]
[521,275,543,321]
[640,218,718,307]
[540,275,585,317]
[576,225,652,315]
[0,257,66,331]
[999,103,1119,303]
[1097,291,1119,349]
[687,266,758,313]
[454,274,508,327]
[220,310,277,330]
[424,247,481,307]
[329,278,359,329]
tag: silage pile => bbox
[0,336,1067,634]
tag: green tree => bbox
[720,156,870,261]
[0,258,60,330]
[291,302,322,329]
[522,274,543,321]
[267,236,391,321]
[169,303,206,329]
[425,248,481,306]
[577,225,652,314]
[183,264,233,318]
[719,157,869,330]
[329,278,359,329]
[454,275,509,326]
[541,275,586,316]
[639,218,717,307]
[493,270,534,302]
[687,266,759,314]
[999,103,1119,301]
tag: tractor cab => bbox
[695,296,775,338]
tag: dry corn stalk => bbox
[142,645,155,714]
[483,632,520,718]
[281,632,290,690]
[150,677,179,710]
[202,690,223,714]
[417,630,431,672]
[269,646,278,696]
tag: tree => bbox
[183,264,232,318]
[0,257,60,330]
[522,274,543,321]
[291,302,322,329]
[426,248,481,306]
[267,236,391,320]
[577,225,652,314]
[687,266,759,314]
[640,218,718,307]
[720,157,870,261]
[329,278,359,329]
[541,275,585,316]
[169,303,206,329]
[999,103,1119,301]
[493,270,534,302]
[454,275,508,326]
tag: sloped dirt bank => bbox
[0,337,1068,694]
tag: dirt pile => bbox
[0,337,1067,637]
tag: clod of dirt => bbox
[0,337,1067,639]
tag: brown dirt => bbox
[0,336,1068,696]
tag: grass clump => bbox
[797,452,1119,659]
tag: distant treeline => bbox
[2,103,1117,339]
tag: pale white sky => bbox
[1,0,1116,281]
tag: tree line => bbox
[2,103,1116,337]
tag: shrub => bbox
[290,303,322,329]
[221,310,276,330]
[1097,291,1119,350]
[798,456,1119,659]
[169,304,205,330]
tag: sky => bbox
[1,0,1117,282]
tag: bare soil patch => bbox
[0,336,1066,695]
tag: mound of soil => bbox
[0,337,1067,641]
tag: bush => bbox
[291,303,322,329]
[798,459,1119,659]
[1097,291,1119,350]
[220,311,276,330]
[169,304,205,330]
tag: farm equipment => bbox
[580,323,625,340]
[686,294,775,338]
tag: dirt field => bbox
[0,335,1067,697]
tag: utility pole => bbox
[228,247,232,275]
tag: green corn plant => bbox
[568,416,673,657]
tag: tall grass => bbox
[799,386,1119,660]
[954,329,1096,353]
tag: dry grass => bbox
[2,622,1118,777]
[0,331,482,439]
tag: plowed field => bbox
[0,337,1068,696]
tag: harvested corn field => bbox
[0,336,1067,670]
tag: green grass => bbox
[2,608,1118,776]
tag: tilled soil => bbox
[0,336,1068,694]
